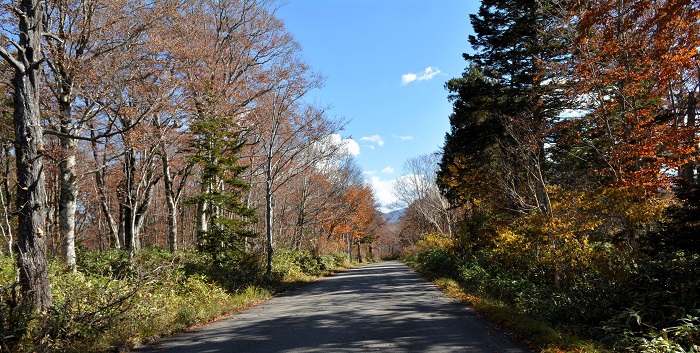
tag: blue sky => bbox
[276,0,479,210]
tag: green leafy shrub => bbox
[413,247,459,276]
[184,250,263,292]
[76,249,131,279]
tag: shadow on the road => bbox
[135,261,530,353]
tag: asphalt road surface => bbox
[135,261,532,352]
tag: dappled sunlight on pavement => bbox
[134,261,531,353]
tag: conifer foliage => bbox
[188,87,257,268]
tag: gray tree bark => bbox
[265,153,274,281]
[162,150,178,252]
[0,0,53,311]
[58,89,78,272]
[161,145,191,252]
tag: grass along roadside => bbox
[404,262,609,353]
[0,249,360,353]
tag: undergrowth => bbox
[404,233,700,353]
[0,248,353,353]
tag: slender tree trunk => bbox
[161,147,178,252]
[681,91,697,183]
[47,173,59,255]
[123,148,137,259]
[0,148,13,257]
[295,179,308,251]
[265,155,274,281]
[9,0,53,311]
[58,95,77,272]
[132,166,159,247]
[90,138,120,248]
[196,183,210,236]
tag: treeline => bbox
[0,0,394,346]
[418,0,700,351]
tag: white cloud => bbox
[401,73,418,85]
[401,67,442,85]
[344,139,360,156]
[360,134,384,147]
[398,135,413,141]
[366,176,398,212]
[381,166,395,174]
[325,133,360,156]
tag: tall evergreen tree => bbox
[189,89,257,268]
[440,0,568,217]
[438,65,510,237]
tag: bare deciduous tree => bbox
[393,153,454,236]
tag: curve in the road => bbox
[134,260,531,352]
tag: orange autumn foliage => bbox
[570,0,700,191]
[322,185,376,242]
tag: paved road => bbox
[135,261,531,352]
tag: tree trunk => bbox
[58,94,77,272]
[681,90,697,183]
[161,147,178,252]
[122,148,138,259]
[90,139,120,248]
[294,179,308,251]
[121,146,159,255]
[265,155,274,281]
[132,167,159,246]
[1,146,13,257]
[10,0,53,311]
[196,180,210,236]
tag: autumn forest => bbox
[0,0,699,352]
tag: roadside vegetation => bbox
[1,248,356,352]
[403,232,699,353]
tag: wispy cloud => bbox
[381,166,395,174]
[397,135,413,141]
[360,134,384,147]
[401,67,442,85]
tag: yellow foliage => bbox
[486,184,676,285]
[595,186,670,228]
[490,185,618,280]
[415,232,455,253]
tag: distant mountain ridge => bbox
[383,208,405,224]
